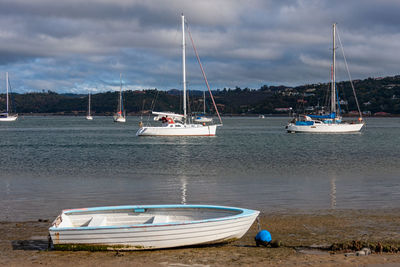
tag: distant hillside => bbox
[1,75,399,115]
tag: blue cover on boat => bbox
[295,121,314,126]
[309,112,336,119]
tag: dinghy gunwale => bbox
[49,204,259,231]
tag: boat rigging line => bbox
[185,21,223,125]
[336,26,363,120]
[144,89,160,125]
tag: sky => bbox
[0,0,399,93]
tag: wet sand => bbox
[1,209,399,266]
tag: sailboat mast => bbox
[203,91,206,114]
[119,73,122,114]
[6,72,9,113]
[182,14,187,123]
[88,91,91,116]
[331,23,336,115]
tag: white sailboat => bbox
[113,73,126,123]
[194,91,213,123]
[286,23,364,133]
[0,72,18,122]
[136,14,222,136]
[86,90,93,120]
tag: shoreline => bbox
[1,210,399,266]
[9,113,400,118]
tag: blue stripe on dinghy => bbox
[63,204,254,215]
[50,205,259,231]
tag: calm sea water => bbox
[0,116,399,221]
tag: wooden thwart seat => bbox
[88,216,107,227]
[152,215,169,224]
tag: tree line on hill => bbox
[1,75,400,115]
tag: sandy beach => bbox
[1,209,399,267]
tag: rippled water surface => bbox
[0,116,399,221]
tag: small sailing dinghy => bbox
[49,204,259,250]
[286,24,364,133]
[113,73,126,123]
[0,72,18,122]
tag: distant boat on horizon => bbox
[0,72,18,122]
[194,91,213,123]
[86,90,93,120]
[113,73,126,123]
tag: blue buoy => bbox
[255,230,272,247]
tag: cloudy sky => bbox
[0,0,399,93]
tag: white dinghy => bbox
[49,204,259,250]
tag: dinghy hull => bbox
[49,205,259,250]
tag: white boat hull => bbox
[137,124,218,136]
[286,122,364,133]
[0,115,18,121]
[86,116,93,120]
[194,117,213,123]
[49,205,259,250]
[113,116,126,123]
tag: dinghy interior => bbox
[51,205,256,228]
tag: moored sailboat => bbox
[0,72,18,122]
[136,14,222,136]
[286,24,364,133]
[194,91,213,123]
[113,73,126,123]
[86,90,93,120]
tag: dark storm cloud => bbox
[0,0,399,93]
